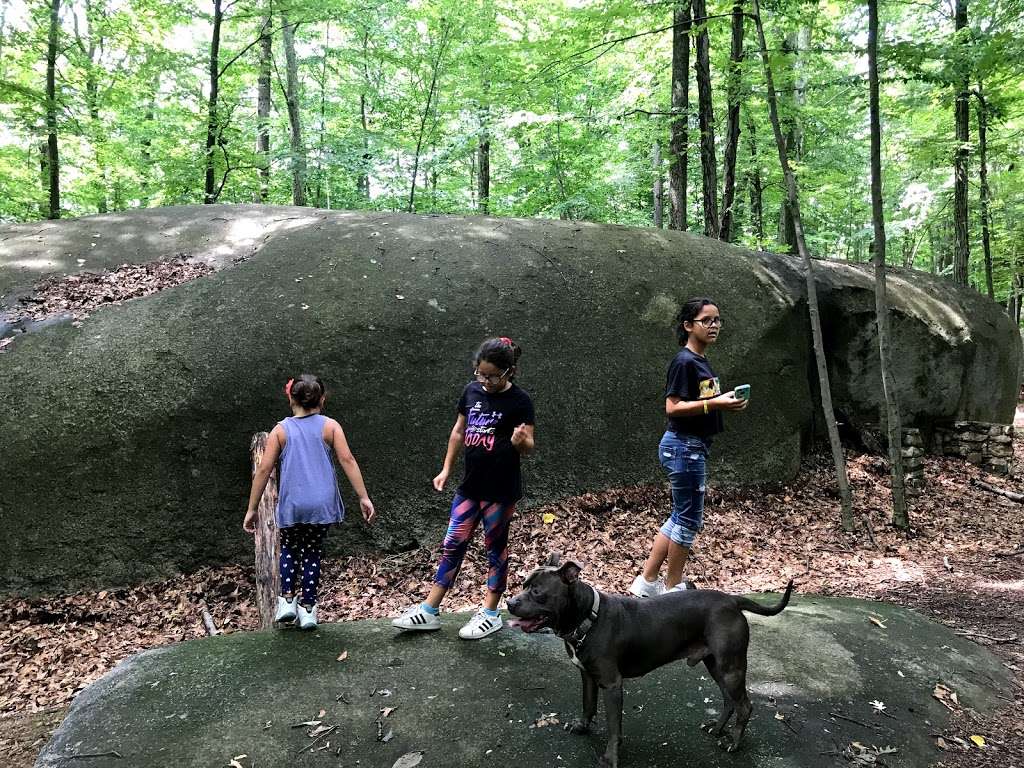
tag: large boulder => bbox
[0,206,1018,594]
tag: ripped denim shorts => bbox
[658,430,709,548]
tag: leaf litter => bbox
[3,440,1024,768]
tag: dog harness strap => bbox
[566,586,601,648]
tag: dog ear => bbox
[558,560,582,583]
[544,551,562,567]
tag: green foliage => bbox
[1,0,1023,314]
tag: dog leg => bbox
[599,683,624,768]
[567,670,598,734]
[720,667,752,753]
[700,656,735,738]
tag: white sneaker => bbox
[668,581,697,592]
[392,604,442,631]
[629,574,666,598]
[274,596,297,623]
[458,610,503,640]
[296,603,318,630]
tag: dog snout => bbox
[506,595,521,615]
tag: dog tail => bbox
[735,580,794,617]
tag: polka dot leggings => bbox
[279,524,330,606]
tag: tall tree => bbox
[752,0,854,528]
[281,9,307,206]
[718,0,745,241]
[668,0,691,230]
[407,20,451,213]
[776,29,808,254]
[952,0,970,286]
[652,140,664,227]
[203,0,224,204]
[975,85,994,299]
[867,0,908,529]
[745,115,764,245]
[691,0,719,236]
[477,90,490,214]
[44,0,60,219]
[256,12,271,203]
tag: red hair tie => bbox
[284,378,294,397]
[499,336,513,346]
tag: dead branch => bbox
[974,479,1024,503]
[201,607,219,636]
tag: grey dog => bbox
[506,553,794,768]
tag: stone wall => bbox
[934,422,1016,476]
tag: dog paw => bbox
[716,735,740,753]
[565,718,590,735]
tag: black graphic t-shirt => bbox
[457,381,535,503]
[665,348,724,442]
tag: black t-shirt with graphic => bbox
[456,381,535,503]
[665,348,724,442]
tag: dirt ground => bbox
[3,433,1023,768]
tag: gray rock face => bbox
[33,598,1013,768]
[0,206,1018,593]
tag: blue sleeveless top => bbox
[276,414,345,528]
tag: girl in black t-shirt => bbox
[392,337,536,640]
[629,297,747,597]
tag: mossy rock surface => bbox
[1,206,1018,593]
[35,596,1013,768]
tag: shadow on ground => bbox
[35,595,1010,768]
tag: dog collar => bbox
[564,586,601,648]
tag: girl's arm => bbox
[665,392,748,417]
[511,423,535,455]
[243,425,284,533]
[330,420,376,524]
[433,413,467,491]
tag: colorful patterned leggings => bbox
[433,493,516,594]
[279,524,330,606]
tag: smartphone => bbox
[734,384,751,401]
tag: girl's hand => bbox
[432,468,449,492]
[714,392,749,412]
[511,423,535,454]
[359,497,376,524]
[242,508,258,534]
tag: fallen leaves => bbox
[391,752,423,768]
[933,683,961,711]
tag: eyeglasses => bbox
[694,317,723,328]
[474,368,511,384]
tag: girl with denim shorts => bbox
[392,337,535,640]
[630,298,747,597]
[243,374,377,630]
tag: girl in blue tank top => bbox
[244,374,376,630]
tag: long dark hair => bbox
[675,297,718,345]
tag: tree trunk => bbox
[250,432,280,630]
[281,10,307,206]
[752,0,853,525]
[668,0,691,231]
[256,11,271,203]
[653,140,664,227]
[477,99,490,214]
[408,22,451,213]
[745,115,764,245]
[867,0,908,530]
[976,86,994,299]
[952,0,970,286]
[315,22,330,208]
[45,0,60,219]
[203,0,222,204]
[140,77,156,206]
[777,29,808,253]
[691,0,719,237]
[718,0,745,242]
[358,30,371,200]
